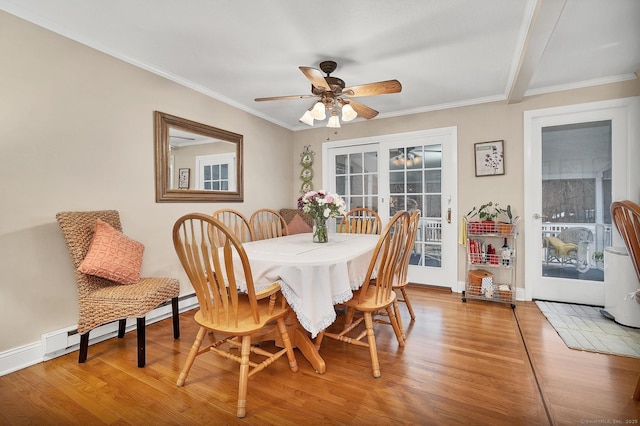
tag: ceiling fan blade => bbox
[348,100,378,119]
[255,94,317,102]
[343,79,402,97]
[299,66,331,92]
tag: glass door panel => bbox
[334,150,378,212]
[541,121,611,284]
[389,145,442,268]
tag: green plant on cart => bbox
[466,201,506,222]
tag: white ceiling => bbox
[2,0,639,131]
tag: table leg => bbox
[291,327,326,374]
[276,311,326,374]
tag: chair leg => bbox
[392,298,405,341]
[78,332,89,363]
[400,287,416,320]
[634,374,640,401]
[386,305,405,347]
[363,313,381,378]
[237,335,251,418]
[276,317,298,372]
[137,317,145,368]
[171,297,180,339]
[177,326,206,386]
[117,319,126,338]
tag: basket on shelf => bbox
[468,269,493,284]
[498,223,513,235]
[467,285,483,296]
[497,284,513,302]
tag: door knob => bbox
[532,213,547,220]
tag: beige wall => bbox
[0,11,294,351]
[2,9,638,354]
[292,78,640,291]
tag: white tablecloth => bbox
[236,233,379,338]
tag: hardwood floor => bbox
[1,287,638,425]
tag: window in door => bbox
[195,153,236,191]
[541,120,611,282]
[334,151,378,211]
[389,145,442,267]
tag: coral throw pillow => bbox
[78,218,144,284]
[287,213,313,235]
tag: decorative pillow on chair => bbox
[78,218,144,284]
[287,213,313,234]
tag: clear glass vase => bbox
[313,217,328,243]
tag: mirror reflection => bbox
[155,111,243,202]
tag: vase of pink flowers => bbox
[298,190,346,243]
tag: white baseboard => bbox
[0,294,198,377]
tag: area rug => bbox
[535,301,640,358]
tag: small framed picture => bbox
[178,168,190,189]
[474,140,505,177]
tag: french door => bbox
[323,127,458,288]
[524,98,638,304]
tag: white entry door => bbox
[524,98,639,304]
[323,127,458,289]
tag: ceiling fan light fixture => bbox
[310,101,326,120]
[327,111,341,128]
[299,110,314,126]
[341,102,357,121]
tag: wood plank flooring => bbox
[1,287,638,425]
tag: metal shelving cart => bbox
[461,220,517,308]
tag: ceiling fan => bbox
[255,60,402,127]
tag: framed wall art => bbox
[178,168,190,189]
[474,140,505,177]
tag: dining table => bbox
[234,232,379,374]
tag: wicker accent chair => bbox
[56,210,180,368]
[338,207,382,235]
[545,226,594,267]
[172,213,298,417]
[249,208,289,240]
[316,211,409,378]
[611,200,640,401]
[211,208,253,243]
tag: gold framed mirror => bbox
[154,111,243,202]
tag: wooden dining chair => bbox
[249,208,289,240]
[316,211,410,378]
[211,208,253,243]
[56,210,180,368]
[610,200,640,401]
[338,207,382,235]
[391,209,421,338]
[172,213,298,418]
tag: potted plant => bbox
[498,204,519,235]
[466,201,506,233]
[593,251,604,270]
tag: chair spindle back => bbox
[338,207,382,235]
[356,210,410,306]
[173,213,260,328]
